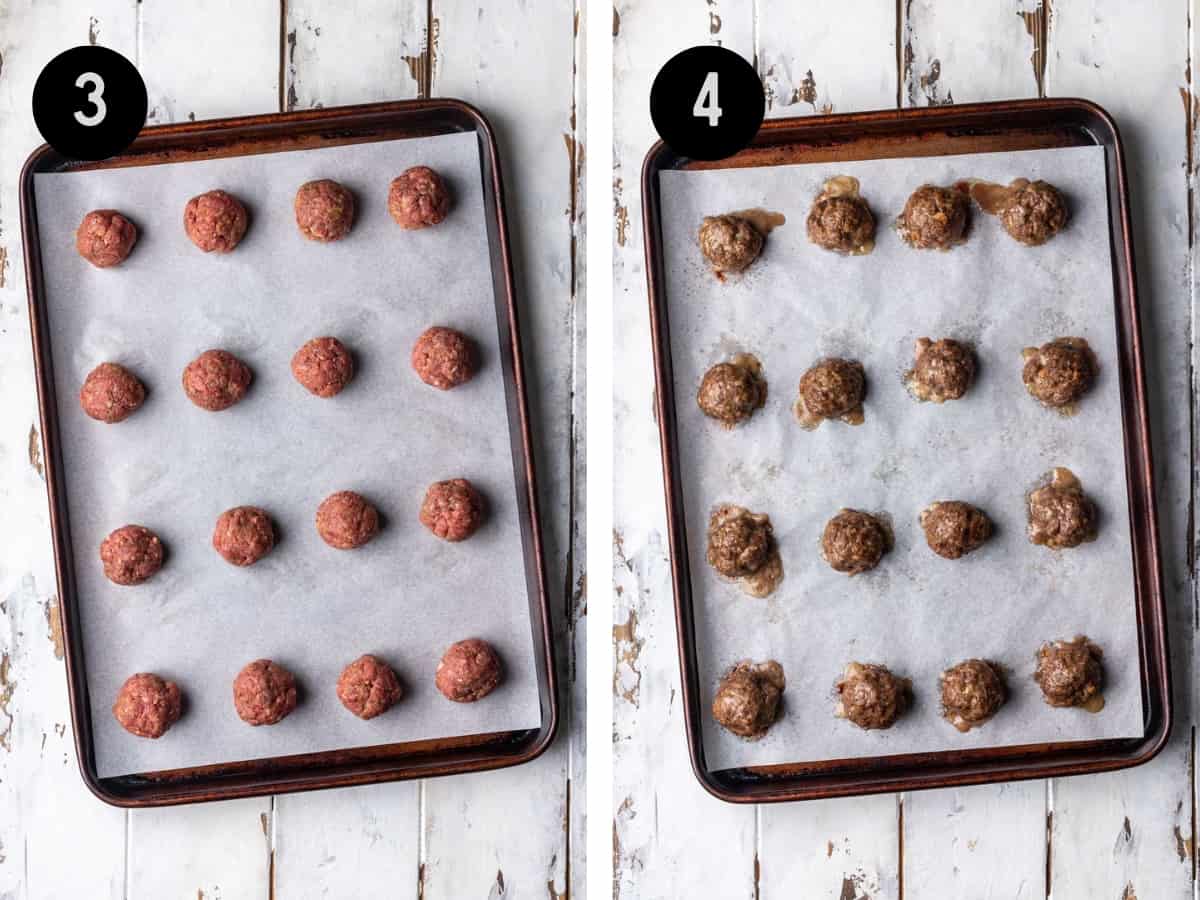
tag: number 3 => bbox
[74,72,107,127]
[692,71,722,127]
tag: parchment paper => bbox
[658,145,1144,771]
[34,131,543,778]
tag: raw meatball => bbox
[897,184,969,250]
[411,326,478,390]
[940,659,1006,732]
[100,524,164,586]
[920,501,992,560]
[711,660,785,739]
[79,362,145,423]
[796,357,866,427]
[184,189,248,253]
[698,214,764,275]
[1034,636,1104,709]
[835,662,910,730]
[435,638,502,702]
[696,358,766,426]
[182,349,252,411]
[233,659,297,726]
[706,505,772,578]
[112,673,182,739]
[821,509,890,575]
[213,506,275,566]
[76,209,137,268]
[1022,337,1097,408]
[1000,180,1068,246]
[907,338,976,403]
[337,654,403,719]
[291,336,354,397]
[807,195,875,254]
[316,490,379,549]
[420,479,485,542]
[1028,469,1097,550]
[388,166,451,229]
[294,179,355,242]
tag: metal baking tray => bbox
[21,99,558,807]
[642,98,1170,803]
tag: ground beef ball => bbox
[711,660,785,739]
[184,189,248,253]
[706,505,772,578]
[897,184,969,250]
[79,362,145,423]
[411,326,478,390]
[294,179,355,242]
[920,501,993,560]
[940,659,1006,732]
[1022,337,1097,408]
[76,209,138,268]
[698,214,764,274]
[388,166,451,229]
[213,506,275,566]
[836,662,910,730]
[696,358,766,426]
[420,479,485,542]
[233,659,297,726]
[112,673,182,739]
[1000,180,1068,246]
[1034,636,1103,708]
[291,336,354,397]
[316,491,380,549]
[806,194,875,254]
[435,638,502,702]
[1028,469,1097,549]
[100,524,164,586]
[337,654,403,719]
[182,349,252,411]
[821,509,890,575]
[907,338,976,403]
[796,357,866,426]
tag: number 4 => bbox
[693,71,722,127]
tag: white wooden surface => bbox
[613,2,1198,899]
[0,1,584,897]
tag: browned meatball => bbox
[706,505,772,578]
[112,673,182,739]
[435,638,502,702]
[1034,636,1104,709]
[907,338,976,403]
[388,166,451,229]
[940,659,1006,732]
[213,506,275,566]
[1022,338,1097,408]
[806,195,875,254]
[920,501,992,560]
[1028,469,1096,549]
[233,659,297,726]
[294,179,355,242]
[698,214,764,275]
[337,654,403,719]
[836,662,910,730]
[697,358,766,426]
[411,326,478,390]
[100,524,164,586]
[316,491,380,550]
[711,660,785,739]
[79,362,145,423]
[184,189,248,253]
[821,509,890,575]
[291,336,354,397]
[76,209,137,268]
[897,184,969,250]
[796,357,866,427]
[420,479,485,542]
[1000,180,1068,246]
[182,349,252,411]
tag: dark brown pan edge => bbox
[20,98,558,807]
[642,97,1171,804]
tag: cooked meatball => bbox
[806,195,875,254]
[920,501,992,560]
[435,638,502,702]
[420,478,485,542]
[291,336,354,397]
[1022,338,1097,408]
[940,659,1006,731]
[706,505,772,578]
[1000,180,1068,246]
[1034,636,1103,708]
[897,184,969,250]
[79,362,145,423]
[796,357,866,427]
[388,166,451,229]
[316,490,379,550]
[821,509,890,575]
[213,506,275,566]
[1028,470,1097,549]
[696,358,766,426]
[184,189,248,253]
[112,673,182,739]
[100,524,164,586]
[233,659,297,726]
[698,214,764,274]
[711,660,785,739]
[411,326,478,390]
[907,338,976,403]
[337,654,403,719]
[294,179,355,242]
[836,662,910,730]
[182,349,252,411]
[76,209,137,268]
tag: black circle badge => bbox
[649,45,765,162]
[33,46,147,161]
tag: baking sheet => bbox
[658,145,1144,771]
[34,130,543,778]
